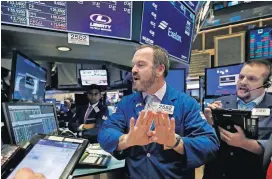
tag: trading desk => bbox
[73,149,125,178]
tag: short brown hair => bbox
[136,44,170,77]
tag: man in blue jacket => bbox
[98,44,219,179]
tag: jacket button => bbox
[147,153,150,157]
[230,152,234,156]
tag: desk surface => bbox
[72,149,125,177]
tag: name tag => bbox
[252,108,270,116]
[94,107,100,113]
[157,104,175,114]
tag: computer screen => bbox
[166,69,186,92]
[80,69,108,86]
[205,64,244,97]
[2,103,58,145]
[106,91,120,104]
[45,99,56,105]
[248,26,272,60]
[55,101,61,111]
[10,51,47,102]
[7,139,79,179]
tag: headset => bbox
[245,60,272,92]
[263,62,272,88]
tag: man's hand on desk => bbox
[83,124,95,130]
[219,125,246,148]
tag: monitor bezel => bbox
[205,63,243,98]
[79,69,109,86]
[2,102,59,145]
[9,50,47,102]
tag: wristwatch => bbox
[166,135,182,149]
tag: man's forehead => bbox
[240,65,266,77]
[88,89,99,93]
[132,48,153,62]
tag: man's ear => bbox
[156,65,165,77]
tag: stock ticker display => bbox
[140,1,195,63]
[8,105,57,144]
[249,27,272,60]
[1,1,132,39]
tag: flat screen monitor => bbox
[166,69,186,92]
[45,98,56,105]
[55,101,61,111]
[247,26,272,60]
[79,69,108,86]
[140,1,195,63]
[7,139,81,179]
[106,91,120,104]
[2,103,59,145]
[10,50,47,102]
[205,64,244,97]
[1,1,133,40]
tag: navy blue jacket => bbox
[203,93,272,179]
[98,85,219,179]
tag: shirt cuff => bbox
[78,124,84,131]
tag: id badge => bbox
[94,107,100,113]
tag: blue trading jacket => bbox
[98,85,219,179]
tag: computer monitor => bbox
[79,69,108,86]
[45,98,56,105]
[205,63,244,97]
[247,26,272,60]
[2,103,59,145]
[55,101,61,111]
[166,69,186,92]
[10,50,47,102]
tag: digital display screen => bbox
[140,1,195,63]
[1,1,132,40]
[12,53,47,102]
[45,98,56,104]
[5,104,58,145]
[249,27,272,60]
[182,1,199,13]
[206,64,243,97]
[80,69,108,86]
[166,69,186,92]
[7,139,79,179]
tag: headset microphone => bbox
[245,82,272,92]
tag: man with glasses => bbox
[69,84,108,143]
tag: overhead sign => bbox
[140,1,195,63]
[1,1,132,40]
[68,33,89,45]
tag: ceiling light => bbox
[57,46,71,51]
